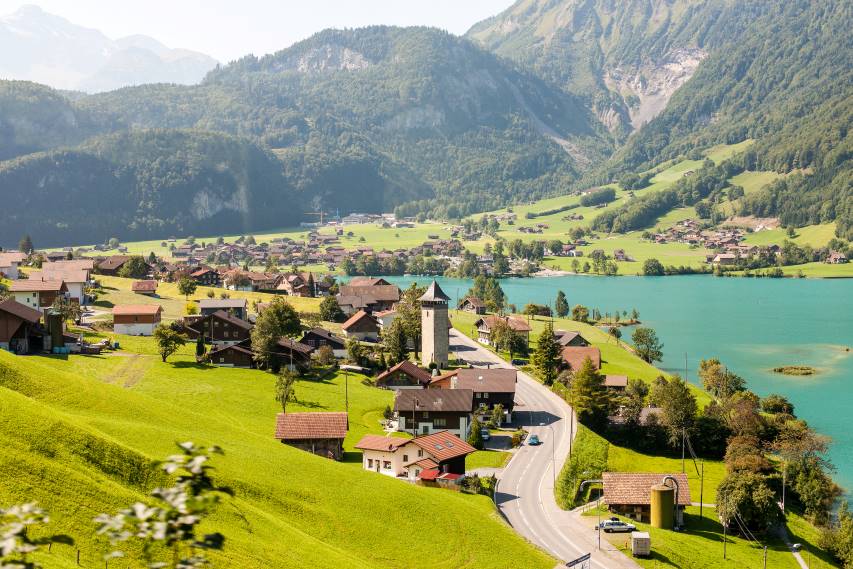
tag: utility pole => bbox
[782,462,787,514]
[344,369,349,416]
[699,460,704,519]
[723,523,727,560]
[763,546,768,569]
[681,428,686,473]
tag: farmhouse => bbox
[602,472,691,524]
[9,280,69,313]
[355,430,476,482]
[711,253,737,266]
[207,342,254,368]
[185,311,253,346]
[826,251,848,264]
[113,305,162,336]
[0,299,44,354]
[337,282,400,314]
[300,327,346,354]
[474,315,532,348]
[394,388,473,437]
[274,412,348,460]
[277,272,316,297]
[97,255,132,276]
[189,267,221,287]
[459,296,486,315]
[375,360,433,390]
[561,346,602,371]
[554,330,589,347]
[198,298,248,321]
[29,269,88,305]
[341,310,380,342]
[0,252,26,279]
[430,368,517,423]
[132,280,158,295]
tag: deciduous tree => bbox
[251,297,302,371]
[153,324,187,362]
[631,327,663,363]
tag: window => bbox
[219,358,225,363]
[367,458,373,468]
[403,454,408,462]
[421,425,429,434]
[483,393,489,399]
[433,418,446,427]
[422,411,429,418]
[383,461,391,470]
[417,449,423,457]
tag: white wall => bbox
[12,292,40,311]
[114,322,156,336]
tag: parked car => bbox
[511,358,528,366]
[527,434,541,446]
[598,520,637,533]
[481,428,491,441]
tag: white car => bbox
[598,520,637,533]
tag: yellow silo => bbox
[650,484,675,529]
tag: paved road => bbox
[450,329,640,569]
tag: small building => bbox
[131,280,159,296]
[198,298,248,321]
[274,412,348,460]
[711,253,737,266]
[185,310,253,346]
[0,252,27,280]
[604,375,628,391]
[554,330,589,347]
[28,269,88,305]
[9,280,69,313]
[97,255,132,276]
[394,388,473,438]
[0,299,44,353]
[300,327,346,356]
[602,472,691,523]
[272,337,315,371]
[826,251,848,264]
[474,315,532,349]
[341,310,380,342]
[355,430,476,481]
[113,305,162,336]
[207,342,254,368]
[375,360,433,390]
[459,296,486,315]
[561,346,602,371]
[430,368,517,423]
[189,267,221,287]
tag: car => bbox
[480,428,491,441]
[598,520,637,533]
[511,358,528,366]
[527,434,541,446]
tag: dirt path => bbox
[105,353,150,387]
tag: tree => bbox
[118,255,149,279]
[318,296,345,322]
[314,345,336,367]
[0,503,73,568]
[346,337,365,366]
[608,326,622,344]
[18,234,33,254]
[467,276,506,313]
[468,414,484,449]
[384,318,408,366]
[251,297,302,371]
[108,237,120,249]
[555,290,569,318]
[148,251,157,264]
[571,304,589,323]
[698,358,745,400]
[195,332,206,358]
[51,296,81,325]
[761,394,795,416]
[652,375,696,446]
[489,403,505,429]
[153,325,187,362]
[490,319,526,360]
[274,369,299,413]
[533,323,561,385]
[397,283,425,358]
[717,470,782,534]
[178,277,198,300]
[568,357,609,429]
[631,327,663,363]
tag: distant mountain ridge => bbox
[0,5,217,92]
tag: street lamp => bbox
[540,422,556,489]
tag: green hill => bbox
[0,345,554,568]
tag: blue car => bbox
[527,434,541,446]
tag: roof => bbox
[0,252,26,266]
[131,280,158,292]
[394,389,473,413]
[418,468,441,481]
[43,259,94,271]
[98,255,132,270]
[419,280,450,302]
[29,269,88,283]
[408,457,439,470]
[604,375,628,388]
[112,304,162,316]
[342,310,379,332]
[461,296,485,308]
[554,330,588,346]
[347,277,390,286]
[410,430,477,462]
[376,360,433,385]
[276,337,314,355]
[274,412,348,440]
[354,434,410,452]
[452,368,517,393]
[209,310,253,330]
[561,346,601,370]
[0,298,42,323]
[198,298,247,309]
[9,280,66,293]
[476,315,532,332]
[208,343,253,357]
[602,472,691,506]
[338,284,400,303]
[301,327,345,346]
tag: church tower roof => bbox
[419,280,450,302]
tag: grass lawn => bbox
[743,222,838,247]
[0,339,556,569]
[467,450,512,470]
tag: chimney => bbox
[450,375,458,390]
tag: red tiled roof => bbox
[341,309,378,332]
[408,457,439,470]
[274,412,348,440]
[354,434,410,452]
[561,346,601,371]
[112,304,162,316]
[132,280,158,292]
[410,430,476,462]
[376,360,433,385]
[9,280,67,292]
[602,472,691,506]
[476,315,532,332]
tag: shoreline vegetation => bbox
[772,365,818,376]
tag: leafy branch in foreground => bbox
[95,442,232,569]
[0,502,73,569]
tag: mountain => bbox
[0,5,217,92]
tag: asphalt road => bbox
[449,329,640,569]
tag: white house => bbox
[29,269,88,305]
[113,305,162,336]
[354,431,476,481]
[9,280,69,313]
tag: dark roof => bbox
[376,360,433,385]
[419,280,450,302]
[210,310,253,330]
[554,330,588,346]
[454,368,517,393]
[276,337,314,355]
[602,472,691,506]
[97,255,131,270]
[461,296,485,308]
[0,299,42,323]
[410,430,476,462]
[394,389,473,413]
[342,310,379,332]
[208,343,253,357]
[274,412,348,440]
[301,327,345,347]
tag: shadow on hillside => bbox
[341,451,363,464]
[171,361,214,370]
[93,300,114,308]
[295,399,325,409]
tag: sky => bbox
[0,1,515,62]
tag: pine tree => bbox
[18,234,33,254]
[384,319,408,366]
[555,290,569,318]
[533,323,561,385]
[568,357,609,429]
[468,414,484,450]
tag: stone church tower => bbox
[420,280,450,368]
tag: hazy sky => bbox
[0,1,515,62]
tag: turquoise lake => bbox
[382,275,853,491]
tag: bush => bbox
[580,187,616,207]
[555,425,609,509]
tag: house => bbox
[207,342,254,368]
[0,252,26,280]
[394,388,473,437]
[561,346,602,371]
[189,267,221,287]
[9,280,69,313]
[602,472,691,524]
[198,298,247,321]
[185,310,253,346]
[132,280,159,296]
[459,296,486,315]
[604,375,628,391]
[474,315,532,349]
[711,253,737,266]
[97,255,132,276]
[341,310,380,342]
[272,338,315,371]
[554,330,590,347]
[112,305,162,336]
[337,283,400,314]
[274,412,348,460]
[43,259,95,277]
[28,269,88,305]
[355,431,476,482]
[373,309,397,330]
[826,251,848,264]
[300,327,346,357]
[429,368,517,423]
[277,272,316,297]
[375,360,433,390]
[0,299,44,354]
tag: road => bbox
[450,328,640,569]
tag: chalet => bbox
[9,280,69,313]
[341,310,380,342]
[185,311,253,346]
[28,269,88,305]
[113,305,162,336]
[277,272,316,297]
[602,472,691,524]
[0,299,44,354]
[97,255,132,276]
[132,280,159,296]
[561,346,602,371]
[394,388,473,437]
[826,251,848,264]
[207,342,254,368]
[430,368,517,423]
[274,412,348,460]
[375,360,433,390]
[0,252,26,279]
[189,267,220,287]
[554,330,589,347]
[474,315,532,349]
[337,282,400,314]
[459,296,486,315]
[711,253,737,266]
[300,327,346,356]
[604,375,628,391]
[355,431,476,482]
[43,259,95,278]
[272,338,314,371]
[198,298,247,321]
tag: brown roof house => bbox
[9,280,69,313]
[97,255,133,276]
[132,280,159,296]
[394,388,473,438]
[184,310,252,346]
[474,315,532,349]
[602,472,691,525]
[0,299,44,354]
[341,310,380,342]
[113,305,162,336]
[300,327,346,356]
[274,412,348,460]
[554,330,589,347]
[459,296,486,315]
[375,360,433,390]
[198,298,247,321]
[561,346,602,371]
[207,342,255,368]
[430,368,517,424]
[336,283,400,315]
[604,375,628,390]
[355,431,476,485]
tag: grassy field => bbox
[743,222,839,247]
[0,341,556,568]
